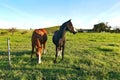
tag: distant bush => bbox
[21,31,28,34]
[0,32,8,35]
[8,28,17,35]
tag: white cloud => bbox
[0,18,59,29]
[86,1,120,29]
[109,16,120,27]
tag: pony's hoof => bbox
[54,60,57,63]
[61,59,64,61]
[31,59,33,62]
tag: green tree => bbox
[93,22,110,32]
[113,26,120,33]
[8,28,17,35]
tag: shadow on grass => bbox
[0,51,8,56]
[10,66,83,79]
[11,50,31,56]
[0,50,31,69]
[0,50,85,79]
[97,47,113,52]
[107,43,119,47]
[0,51,11,69]
[108,71,120,79]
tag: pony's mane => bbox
[59,20,71,30]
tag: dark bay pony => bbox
[52,19,78,63]
[31,29,47,64]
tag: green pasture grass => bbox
[0,30,120,80]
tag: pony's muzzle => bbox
[73,31,77,34]
[73,28,78,34]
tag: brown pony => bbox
[31,29,47,64]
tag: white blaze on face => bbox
[74,27,78,32]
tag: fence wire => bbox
[0,39,32,64]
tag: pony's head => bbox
[64,19,78,34]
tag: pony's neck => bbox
[59,26,66,38]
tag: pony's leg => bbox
[31,44,34,60]
[54,46,58,63]
[38,53,41,64]
[37,48,42,64]
[43,42,46,54]
[58,47,62,56]
[62,45,65,60]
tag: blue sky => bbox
[0,0,120,29]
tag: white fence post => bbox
[7,38,11,65]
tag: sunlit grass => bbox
[0,30,120,80]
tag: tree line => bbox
[79,22,120,33]
[93,22,120,33]
[1,22,120,35]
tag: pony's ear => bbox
[68,19,71,22]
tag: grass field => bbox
[0,29,120,80]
